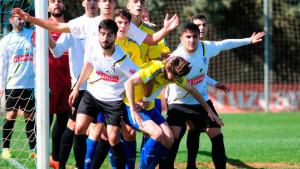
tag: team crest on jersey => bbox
[202,56,207,65]
[26,47,29,51]
[199,68,204,72]
[106,67,117,74]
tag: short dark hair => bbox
[180,22,200,36]
[165,56,191,77]
[98,19,118,35]
[113,9,132,22]
[190,13,207,23]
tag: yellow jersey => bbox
[137,60,187,110]
[115,37,148,107]
[158,38,170,54]
[139,21,161,63]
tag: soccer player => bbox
[89,9,143,169]
[160,22,265,169]
[124,56,224,169]
[185,13,230,169]
[48,1,99,168]
[68,19,139,169]
[0,16,36,158]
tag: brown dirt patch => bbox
[173,162,300,168]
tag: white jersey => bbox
[87,44,139,101]
[0,28,35,90]
[68,15,147,50]
[50,31,86,90]
[167,38,251,105]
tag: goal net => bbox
[0,0,36,168]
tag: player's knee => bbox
[107,131,120,146]
[74,123,87,135]
[67,119,76,130]
[150,128,164,141]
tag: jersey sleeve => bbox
[137,62,158,84]
[205,38,251,57]
[50,33,73,58]
[68,17,87,39]
[127,22,147,46]
[0,39,9,90]
[206,75,218,87]
[175,76,187,87]
[115,55,140,78]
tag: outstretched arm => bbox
[206,76,230,94]
[143,13,179,45]
[183,82,224,126]
[124,73,145,126]
[12,8,70,33]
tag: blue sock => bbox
[138,136,149,169]
[109,148,116,169]
[84,138,98,169]
[120,134,136,169]
[143,138,170,169]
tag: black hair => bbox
[190,13,207,23]
[98,19,118,35]
[180,22,200,36]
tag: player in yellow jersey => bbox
[127,0,161,64]
[124,56,224,169]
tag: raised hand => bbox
[12,8,31,22]
[164,13,179,32]
[250,32,266,44]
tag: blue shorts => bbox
[97,112,105,123]
[155,99,162,114]
[124,105,166,131]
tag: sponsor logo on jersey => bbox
[13,54,33,62]
[96,71,119,82]
[187,74,205,85]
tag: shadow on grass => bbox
[197,151,256,169]
[177,150,256,169]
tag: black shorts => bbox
[68,90,85,120]
[5,88,35,113]
[166,100,220,130]
[77,91,125,127]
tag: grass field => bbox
[1,112,300,168]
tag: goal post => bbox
[34,0,50,168]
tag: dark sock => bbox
[58,127,74,169]
[111,142,126,169]
[2,119,15,148]
[211,134,227,169]
[74,134,88,169]
[51,112,68,161]
[25,119,36,150]
[159,138,180,169]
[187,129,201,169]
[159,126,186,169]
[91,139,110,169]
